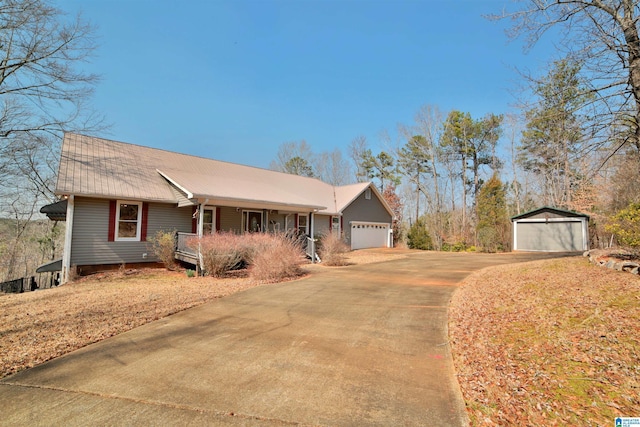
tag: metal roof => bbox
[40,199,68,221]
[36,259,62,273]
[510,206,590,221]
[55,133,386,215]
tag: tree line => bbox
[4,0,640,281]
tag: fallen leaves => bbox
[449,257,640,426]
[0,270,262,379]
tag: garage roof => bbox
[511,206,589,221]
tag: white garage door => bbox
[351,222,390,250]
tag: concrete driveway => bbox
[1,251,568,426]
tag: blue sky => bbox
[57,0,555,168]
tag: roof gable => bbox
[511,206,589,221]
[334,183,395,219]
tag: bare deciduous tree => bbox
[269,140,315,175]
[0,0,103,281]
[348,135,369,182]
[315,148,351,185]
[493,0,640,160]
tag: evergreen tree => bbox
[520,58,591,208]
[476,173,509,252]
[398,135,432,220]
[406,217,433,250]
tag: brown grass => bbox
[449,257,640,426]
[0,248,405,379]
[0,269,262,379]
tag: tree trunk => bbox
[621,4,640,157]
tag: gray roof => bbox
[511,206,590,221]
[56,133,390,216]
[40,199,68,221]
[36,259,62,273]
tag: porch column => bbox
[196,200,208,276]
[61,195,74,284]
[197,203,204,237]
[309,211,315,263]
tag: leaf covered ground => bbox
[450,257,640,426]
[0,270,265,379]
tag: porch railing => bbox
[176,232,198,257]
[176,231,320,263]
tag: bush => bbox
[188,232,305,280]
[606,202,640,248]
[318,231,349,266]
[407,218,433,250]
[442,241,468,252]
[148,230,177,270]
[188,232,244,277]
[249,233,305,282]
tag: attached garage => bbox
[512,207,589,252]
[350,221,391,250]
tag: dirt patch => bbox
[449,257,640,426]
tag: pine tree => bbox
[476,173,509,252]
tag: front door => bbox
[243,210,263,232]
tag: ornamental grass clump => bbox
[249,233,305,283]
[318,231,350,266]
[188,232,244,277]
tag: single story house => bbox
[50,133,394,282]
[511,206,589,252]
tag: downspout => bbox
[61,195,74,284]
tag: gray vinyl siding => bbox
[70,197,192,266]
[218,207,242,233]
[314,214,331,237]
[267,212,286,233]
[342,191,392,246]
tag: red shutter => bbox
[215,207,221,232]
[294,213,298,230]
[191,206,197,233]
[108,200,116,242]
[340,216,343,233]
[140,203,149,241]
[329,216,332,231]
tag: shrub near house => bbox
[187,232,304,282]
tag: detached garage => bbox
[512,207,589,252]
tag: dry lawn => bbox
[0,248,404,379]
[0,269,264,379]
[450,257,640,426]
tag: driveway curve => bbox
[1,251,570,426]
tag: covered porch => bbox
[174,202,323,270]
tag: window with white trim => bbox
[115,201,142,241]
[365,188,371,200]
[203,208,214,234]
[298,214,308,234]
[332,216,340,234]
